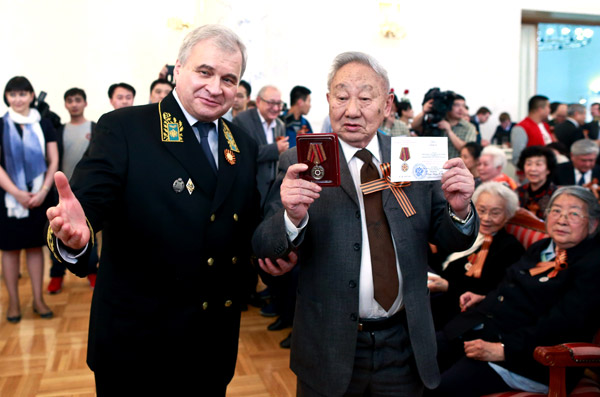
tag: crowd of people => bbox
[2,23,600,396]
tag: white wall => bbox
[1,0,599,142]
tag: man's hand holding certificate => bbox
[391,137,474,219]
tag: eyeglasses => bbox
[475,206,505,220]
[259,97,284,108]
[546,207,588,224]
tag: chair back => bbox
[505,208,549,249]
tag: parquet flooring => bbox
[0,249,296,396]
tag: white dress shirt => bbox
[257,111,276,144]
[173,89,219,168]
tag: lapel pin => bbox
[173,178,185,193]
[186,178,195,195]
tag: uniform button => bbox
[210,214,216,222]
[350,313,357,321]
[207,258,214,266]
[225,300,233,307]
[353,243,360,251]
[486,313,494,319]
[355,211,360,219]
[349,280,357,288]
[202,302,208,310]
[233,213,239,221]
[232,257,238,264]
[497,295,504,302]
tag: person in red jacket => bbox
[511,95,554,166]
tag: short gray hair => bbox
[257,85,279,99]
[473,181,519,219]
[567,103,586,117]
[178,24,247,77]
[481,145,507,170]
[546,186,600,235]
[327,51,390,92]
[571,139,600,157]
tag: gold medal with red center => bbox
[307,143,327,180]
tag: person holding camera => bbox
[413,90,477,159]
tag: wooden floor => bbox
[0,249,296,396]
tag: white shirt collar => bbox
[257,109,276,131]
[339,134,381,165]
[172,88,219,131]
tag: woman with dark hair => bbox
[460,142,482,185]
[1,76,58,322]
[516,145,557,219]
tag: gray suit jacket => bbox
[252,133,478,395]
[233,108,285,206]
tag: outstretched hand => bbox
[46,171,90,250]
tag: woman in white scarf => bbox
[0,76,58,323]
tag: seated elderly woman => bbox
[477,145,518,190]
[428,182,524,329]
[426,186,600,397]
[516,145,558,219]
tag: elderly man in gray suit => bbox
[252,52,478,396]
[233,85,288,206]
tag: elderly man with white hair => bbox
[477,145,518,190]
[553,138,600,186]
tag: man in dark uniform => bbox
[46,25,260,396]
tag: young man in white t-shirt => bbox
[48,88,99,293]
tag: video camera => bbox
[35,91,61,129]
[421,87,456,137]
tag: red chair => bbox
[484,333,600,397]
[505,208,548,249]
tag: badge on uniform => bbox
[223,122,240,153]
[173,178,185,193]
[224,149,236,165]
[159,103,184,143]
[186,178,195,195]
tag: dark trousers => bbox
[94,368,227,397]
[298,316,423,397]
[423,331,512,397]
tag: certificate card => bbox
[390,137,448,182]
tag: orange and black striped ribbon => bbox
[529,248,568,278]
[360,162,416,217]
[465,235,493,278]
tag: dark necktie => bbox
[578,173,586,186]
[355,149,399,311]
[195,122,217,174]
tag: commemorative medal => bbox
[173,178,185,193]
[399,147,410,173]
[464,262,472,271]
[186,178,195,195]
[307,143,327,180]
[224,149,236,165]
